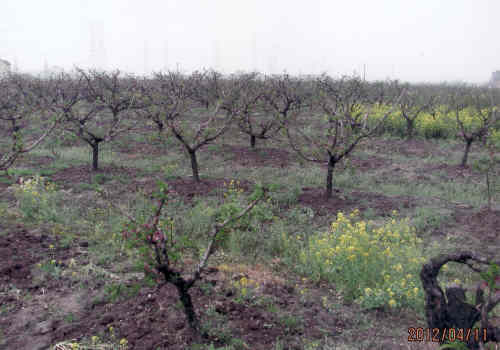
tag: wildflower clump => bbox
[294,210,425,311]
[14,174,59,222]
[233,276,260,302]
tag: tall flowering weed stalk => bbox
[115,181,269,332]
[288,210,426,311]
[14,175,59,222]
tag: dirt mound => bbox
[297,187,402,217]
[453,208,500,241]
[220,143,293,168]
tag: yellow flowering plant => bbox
[232,276,260,303]
[14,175,59,222]
[291,210,425,311]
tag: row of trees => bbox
[1,69,498,198]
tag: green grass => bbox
[2,115,499,350]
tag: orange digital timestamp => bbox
[408,327,487,343]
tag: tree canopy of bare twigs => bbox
[0,73,63,173]
[62,69,144,171]
[284,75,403,198]
[396,83,437,139]
[167,71,242,182]
[223,72,282,149]
[138,71,191,136]
[446,85,499,167]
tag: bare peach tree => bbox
[138,71,191,137]
[0,73,67,174]
[167,71,241,182]
[447,85,499,167]
[62,69,144,171]
[187,69,224,110]
[262,73,308,132]
[284,75,403,199]
[227,72,282,149]
[420,251,499,349]
[103,183,269,332]
[397,83,437,140]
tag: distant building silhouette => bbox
[0,58,11,75]
[490,71,500,88]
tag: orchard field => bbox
[0,70,499,350]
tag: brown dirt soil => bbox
[121,176,256,203]
[0,224,417,350]
[49,165,143,189]
[368,138,446,158]
[346,154,391,171]
[219,143,293,168]
[452,208,500,242]
[0,226,83,350]
[15,154,56,168]
[297,187,405,217]
[417,163,482,180]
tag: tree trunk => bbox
[156,122,164,137]
[326,157,336,199]
[419,253,499,349]
[92,142,100,171]
[175,284,200,332]
[406,118,415,140]
[188,149,200,182]
[461,138,473,167]
[250,135,256,149]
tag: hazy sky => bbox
[1,0,499,83]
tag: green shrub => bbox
[284,210,426,311]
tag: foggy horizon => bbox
[2,0,499,84]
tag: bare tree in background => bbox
[263,73,307,131]
[62,69,143,171]
[228,72,283,149]
[447,85,498,167]
[167,72,240,182]
[285,75,403,199]
[0,73,65,173]
[139,71,191,138]
[187,70,223,110]
[397,84,437,140]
